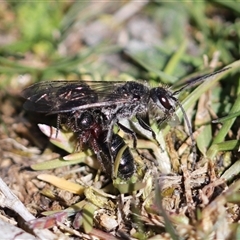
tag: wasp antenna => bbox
[176,100,196,168]
[173,67,231,96]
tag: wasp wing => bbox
[22,80,136,114]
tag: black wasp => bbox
[61,109,135,179]
[22,67,229,166]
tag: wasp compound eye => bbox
[159,96,172,110]
[150,87,174,111]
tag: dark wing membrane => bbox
[22,81,96,113]
[21,80,136,113]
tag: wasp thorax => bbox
[77,112,94,129]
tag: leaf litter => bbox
[0,2,240,239]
